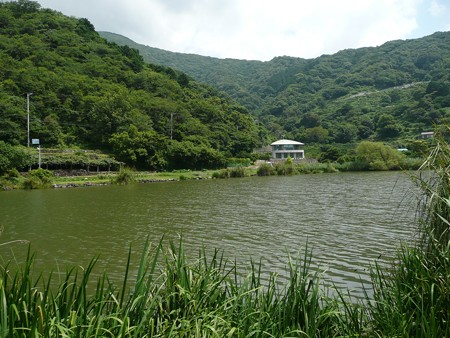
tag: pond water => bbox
[0,171,419,297]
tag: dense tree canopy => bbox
[1,0,448,173]
[102,30,450,147]
[0,1,259,170]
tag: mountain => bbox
[99,31,269,112]
[100,31,450,145]
[0,1,260,170]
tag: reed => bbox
[1,129,448,337]
[366,127,450,338]
[112,167,137,185]
[1,238,356,337]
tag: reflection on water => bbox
[0,172,418,297]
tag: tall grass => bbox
[1,238,359,337]
[366,127,450,338]
[112,167,136,185]
[1,129,448,337]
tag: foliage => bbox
[103,30,450,152]
[227,157,252,167]
[38,149,122,171]
[416,126,450,247]
[275,158,297,175]
[256,163,275,176]
[0,1,258,171]
[0,238,350,337]
[0,141,32,174]
[1,137,449,336]
[376,113,401,139]
[355,141,405,170]
[228,166,246,177]
[22,167,53,189]
[112,167,136,184]
[212,167,247,178]
[297,162,338,174]
[166,139,226,171]
[212,169,229,179]
[318,144,342,162]
[109,125,169,170]
[366,130,450,337]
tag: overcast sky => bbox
[33,0,450,61]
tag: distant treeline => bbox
[0,0,260,171]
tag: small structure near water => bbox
[270,139,305,162]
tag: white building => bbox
[270,139,305,161]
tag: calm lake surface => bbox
[0,172,419,296]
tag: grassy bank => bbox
[0,156,423,191]
[0,168,221,190]
[0,133,449,336]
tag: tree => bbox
[300,112,321,128]
[166,139,225,170]
[355,141,405,170]
[426,81,449,97]
[318,145,342,162]
[332,123,357,143]
[0,141,32,174]
[109,125,169,170]
[303,126,329,143]
[376,114,401,139]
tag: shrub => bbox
[367,128,450,337]
[212,169,229,179]
[29,168,53,180]
[112,167,136,184]
[0,142,32,174]
[275,159,297,175]
[257,163,275,176]
[22,168,53,189]
[229,166,246,177]
[5,168,20,179]
[227,157,252,167]
[355,141,405,170]
[399,157,424,170]
[21,176,42,189]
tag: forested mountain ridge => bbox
[0,0,260,170]
[101,31,450,145]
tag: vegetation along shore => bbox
[0,130,449,337]
[0,2,449,335]
[1,1,448,190]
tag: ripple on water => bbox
[0,172,418,298]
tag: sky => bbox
[32,0,450,61]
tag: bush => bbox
[21,176,42,189]
[257,163,275,176]
[355,141,405,170]
[399,157,424,170]
[0,142,32,174]
[338,160,370,171]
[227,157,252,167]
[275,159,297,175]
[22,168,53,189]
[5,168,20,178]
[212,169,229,179]
[112,167,136,184]
[229,166,246,177]
[29,168,53,180]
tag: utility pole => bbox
[26,92,33,147]
[170,112,173,140]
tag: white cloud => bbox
[429,0,446,16]
[36,0,447,60]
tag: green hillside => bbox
[0,1,259,171]
[100,31,450,147]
